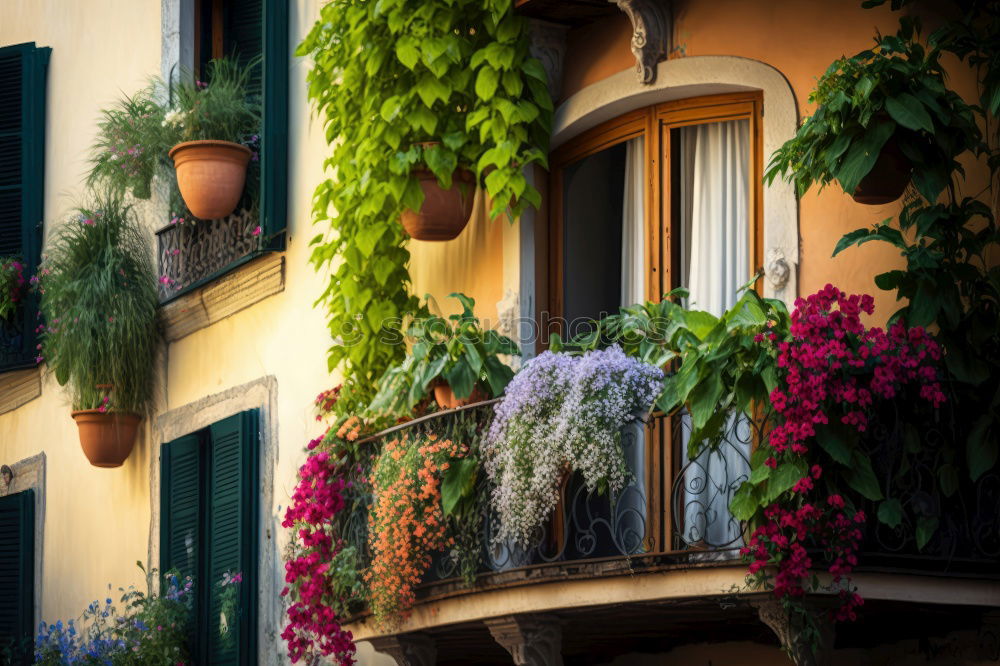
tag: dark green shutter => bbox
[260,0,288,243]
[159,432,203,655]
[0,490,34,665]
[206,410,259,665]
[225,0,263,97]
[0,43,49,371]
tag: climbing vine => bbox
[298,0,552,413]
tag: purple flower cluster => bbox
[483,346,663,547]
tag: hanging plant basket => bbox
[169,140,251,220]
[401,168,476,241]
[72,410,141,468]
[433,381,487,410]
[851,137,912,205]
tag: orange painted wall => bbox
[558,0,986,324]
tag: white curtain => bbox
[621,138,645,307]
[679,119,751,550]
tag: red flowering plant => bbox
[0,257,26,321]
[731,285,946,644]
[280,388,369,665]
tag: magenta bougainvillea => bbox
[741,285,945,624]
[280,409,364,665]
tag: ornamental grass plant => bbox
[37,192,159,413]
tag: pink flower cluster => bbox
[742,496,866,620]
[767,284,945,455]
[743,286,946,624]
[280,448,356,665]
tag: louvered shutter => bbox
[206,410,259,665]
[0,490,34,665]
[225,0,263,97]
[159,433,203,655]
[0,43,48,371]
[260,0,287,242]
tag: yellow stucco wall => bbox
[0,0,162,622]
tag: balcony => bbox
[345,400,1000,663]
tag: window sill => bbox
[0,366,41,416]
[160,252,285,342]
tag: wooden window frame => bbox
[546,91,764,551]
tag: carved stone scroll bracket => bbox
[368,632,437,666]
[979,611,1000,661]
[610,0,672,84]
[753,598,835,666]
[485,614,564,666]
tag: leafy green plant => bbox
[368,293,519,419]
[765,19,980,202]
[829,2,1000,481]
[0,256,25,321]
[87,57,262,218]
[555,282,790,454]
[298,0,552,416]
[162,57,261,145]
[37,192,159,413]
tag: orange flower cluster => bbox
[366,432,466,627]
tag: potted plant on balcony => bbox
[367,293,519,418]
[765,22,978,205]
[162,58,261,221]
[0,257,25,321]
[37,192,159,468]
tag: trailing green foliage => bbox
[37,193,159,413]
[828,3,1000,482]
[297,0,552,414]
[368,293,519,419]
[87,57,261,219]
[554,282,790,455]
[765,18,980,202]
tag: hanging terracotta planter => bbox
[72,410,141,468]
[852,137,912,205]
[401,142,476,241]
[169,140,251,220]
[433,381,488,410]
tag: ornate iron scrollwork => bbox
[155,208,261,301]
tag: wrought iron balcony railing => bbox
[344,397,1000,605]
[155,208,266,302]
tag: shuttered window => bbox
[194,0,287,242]
[0,490,34,665]
[160,411,259,665]
[0,43,49,372]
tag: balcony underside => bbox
[352,570,997,664]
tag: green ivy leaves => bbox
[298,0,551,413]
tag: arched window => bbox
[549,91,763,336]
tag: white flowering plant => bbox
[483,346,663,547]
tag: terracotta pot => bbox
[401,168,476,241]
[169,140,251,220]
[71,410,141,468]
[852,138,912,205]
[433,382,488,410]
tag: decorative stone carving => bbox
[766,247,791,292]
[753,598,835,666]
[610,0,672,84]
[485,614,564,666]
[528,19,569,99]
[369,633,437,666]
